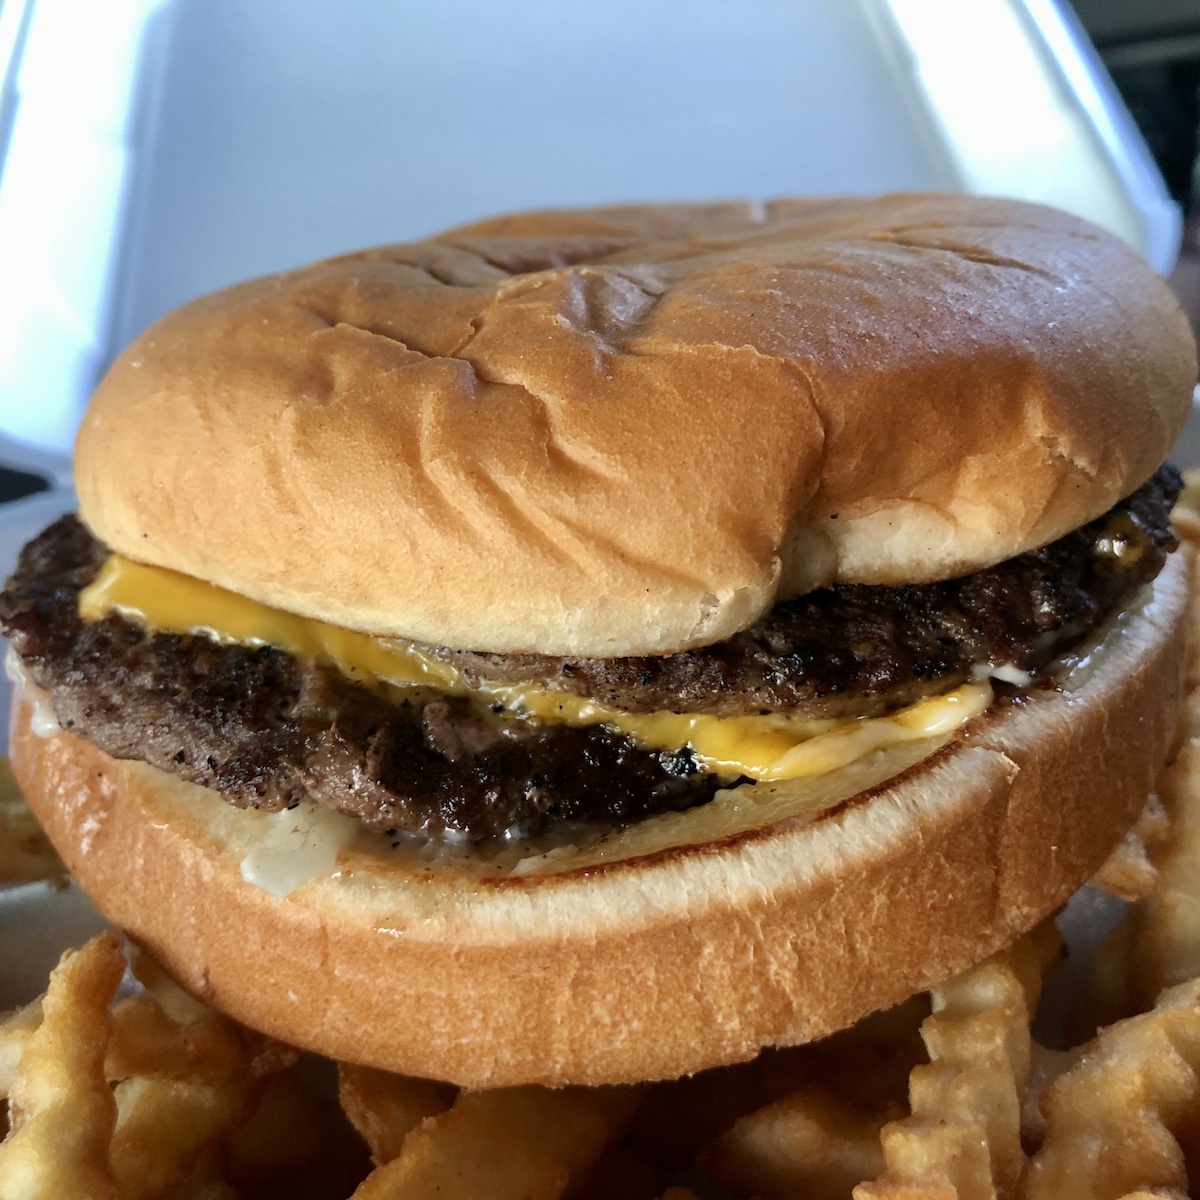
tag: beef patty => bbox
[0,467,1180,844]
[429,467,1183,718]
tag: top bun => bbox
[76,194,1196,656]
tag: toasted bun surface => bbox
[75,195,1195,656]
[12,550,1189,1087]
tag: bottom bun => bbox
[11,551,1190,1088]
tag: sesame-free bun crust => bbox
[75,195,1195,656]
[11,551,1189,1087]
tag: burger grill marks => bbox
[0,467,1181,844]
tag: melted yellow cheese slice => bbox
[79,555,992,783]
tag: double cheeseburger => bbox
[2,194,1195,1087]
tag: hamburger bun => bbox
[9,193,1197,1090]
[75,194,1195,657]
[9,546,1189,1087]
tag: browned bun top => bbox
[75,194,1196,655]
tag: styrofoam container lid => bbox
[0,0,1182,458]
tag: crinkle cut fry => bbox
[1113,1192,1190,1200]
[854,926,1058,1200]
[702,1082,899,1200]
[337,1063,457,1167]
[1072,511,1200,1040]
[106,993,298,1200]
[1017,977,1200,1200]
[348,1085,638,1200]
[0,928,302,1200]
[0,1002,43,1100]
[0,933,124,1200]
[1090,793,1169,903]
[1134,683,1200,1002]
[1133,488,1200,999]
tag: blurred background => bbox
[0,0,1197,470]
[1068,0,1200,339]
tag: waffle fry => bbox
[338,1063,457,1166]
[348,1085,638,1200]
[1019,978,1200,1200]
[854,928,1057,1200]
[0,933,123,1199]
[1134,719,1200,1004]
[1091,794,1170,903]
[630,998,927,1176]
[106,988,302,1199]
[704,1083,898,1200]
[1129,497,1200,1001]
[111,1073,260,1200]
[1020,1042,1085,1147]
[0,933,330,1200]
[107,994,253,1084]
[0,1001,41,1099]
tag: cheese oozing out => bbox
[78,554,993,783]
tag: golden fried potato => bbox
[629,998,927,1174]
[104,987,300,1200]
[1091,795,1169,903]
[0,933,124,1200]
[0,1002,42,1100]
[1136,729,1200,1003]
[704,1084,897,1200]
[349,1086,637,1200]
[337,1064,456,1166]
[1019,978,1200,1200]
[107,995,249,1084]
[856,930,1056,1200]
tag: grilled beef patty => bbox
[430,467,1183,718]
[0,466,1180,843]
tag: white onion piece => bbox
[6,645,62,737]
[239,804,358,898]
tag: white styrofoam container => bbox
[0,0,1181,458]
